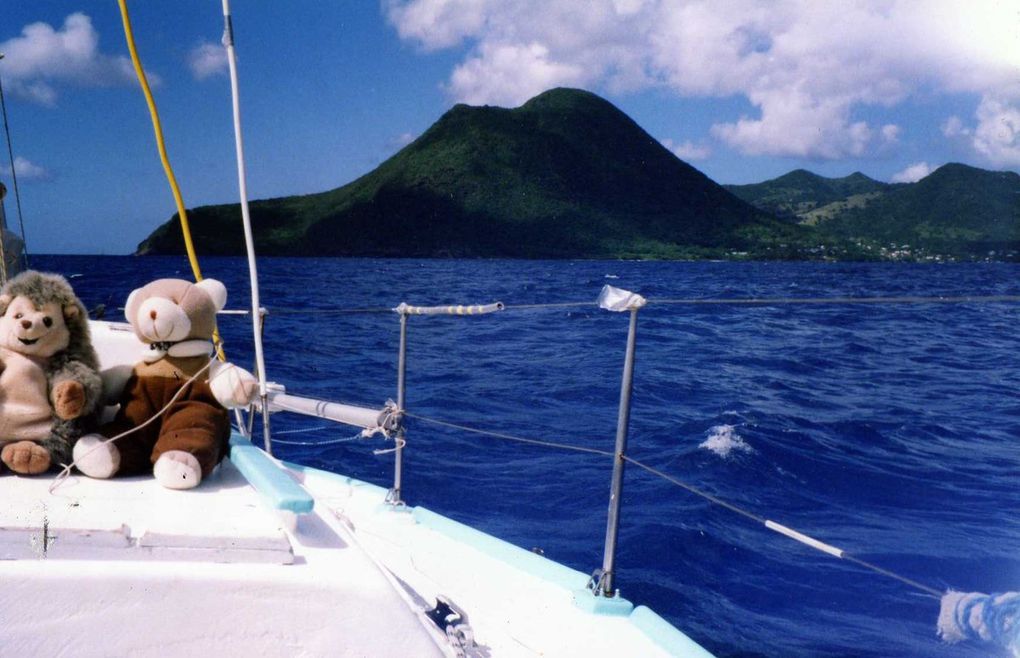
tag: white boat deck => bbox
[0,460,293,563]
[294,464,714,658]
[0,460,447,657]
[0,454,713,657]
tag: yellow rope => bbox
[117,0,225,360]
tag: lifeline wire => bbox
[404,410,943,600]
[649,294,1020,306]
[219,294,1020,318]
[404,412,614,457]
[507,294,1020,311]
[270,307,396,315]
[504,301,597,310]
[622,455,943,599]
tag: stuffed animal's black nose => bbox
[20,320,31,329]
[149,310,158,320]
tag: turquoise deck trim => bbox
[631,606,716,658]
[412,507,590,593]
[412,506,713,654]
[283,461,393,502]
[572,589,635,616]
[281,462,714,656]
[229,434,314,514]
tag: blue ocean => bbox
[36,255,1020,658]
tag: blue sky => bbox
[1,1,1017,254]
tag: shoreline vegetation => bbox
[136,88,1020,263]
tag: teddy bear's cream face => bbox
[0,296,71,357]
[131,295,192,343]
[124,278,227,344]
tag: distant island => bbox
[725,164,1020,262]
[137,88,1020,262]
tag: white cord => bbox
[49,361,215,493]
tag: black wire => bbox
[0,60,28,266]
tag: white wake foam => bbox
[700,424,753,458]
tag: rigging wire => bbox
[0,183,8,284]
[271,424,336,436]
[269,430,367,447]
[0,53,28,269]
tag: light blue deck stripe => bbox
[284,461,390,498]
[414,506,714,655]
[283,462,715,656]
[631,606,717,658]
[412,506,591,592]
[229,434,314,513]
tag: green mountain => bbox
[728,164,1020,259]
[137,88,810,259]
[824,163,1020,256]
[725,170,893,222]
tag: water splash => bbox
[699,424,753,458]
[939,591,1020,656]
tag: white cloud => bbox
[188,43,228,80]
[612,0,649,16]
[0,13,141,105]
[388,131,418,152]
[0,156,51,181]
[942,115,969,138]
[710,89,875,159]
[941,97,1020,167]
[384,0,488,51]
[385,0,1020,162]
[661,138,711,161]
[447,42,587,106]
[890,162,935,183]
[971,96,1020,167]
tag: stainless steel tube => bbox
[600,307,639,596]
[390,312,408,504]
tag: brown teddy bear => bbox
[0,271,102,474]
[74,277,256,489]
